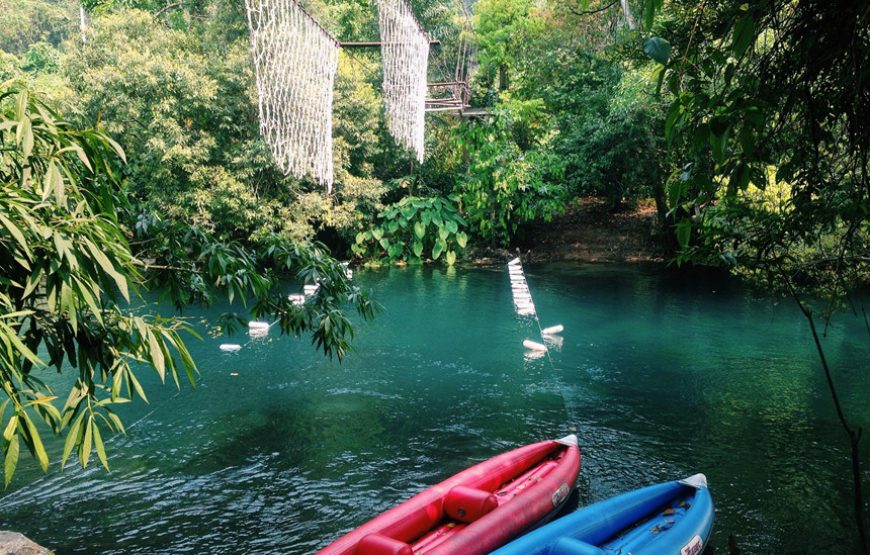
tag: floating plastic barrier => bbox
[248,321,270,331]
[220,344,242,352]
[304,284,320,296]
[542,324,564,336]
[288,294,305,306]
[523,339,548,351]
[543,334,564,349]
[508,257,521,266]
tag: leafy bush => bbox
[352,197,468,266]
[452,101,567,246]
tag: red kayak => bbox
[318,435,581,555]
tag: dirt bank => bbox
[470,197,667,264]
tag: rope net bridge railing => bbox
[245,0,452,188]
[376,0,430,163]
[245,0,339,191]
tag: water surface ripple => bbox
[1,264,868,553]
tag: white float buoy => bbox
[288,294,305,306]
[508,257,521,266]
[523,339,548,351]
[220,344,242,352]
[248,321,270,331]
[542,324,564,336]
[303,284,319,296]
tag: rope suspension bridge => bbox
[244,0,480,190]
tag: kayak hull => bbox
[492,473,715,555]
[318,435,581,555]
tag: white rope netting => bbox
[377,0,429,162]
[245,0,339,191]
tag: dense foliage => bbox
[1,0,868,545]
[352,196,468,265]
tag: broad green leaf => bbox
[675,220,692,249]
[445,220,458,234]
[432,239,446,260]
[414,221,425,240]
[456,232,468,249]
[446,251,457,266]
[371,227,384,241]
[388,243,404,259]
[643,37,671,64]
[412,240,423,257]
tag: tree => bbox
[0,82,375,486]
[641,0,869,549]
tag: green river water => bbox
[1,263,869,553]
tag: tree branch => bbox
[566,0,620,17]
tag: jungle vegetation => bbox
[0,0,868,548]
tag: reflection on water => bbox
[1,263,868,554]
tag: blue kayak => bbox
[491,474,714,555]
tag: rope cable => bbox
[511,254,578,434]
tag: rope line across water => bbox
[511,254,579,435]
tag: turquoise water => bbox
[1,263,868,553]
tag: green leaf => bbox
[446,251,457,266]
[643,37,671,64]
[62,411,85,467]
[147,329,166,380]
[355,231,369,245]
[445,220,458,234]
[0,212,32,260]
[20,412,48,472]
[93,421,109,471]
[412,240,423,257]
[456,231,468,249]
[675,220,692,249]
[83,238,129,301]
[81,415,93,468]
[414,221,425,240]
[432,239,446,260]
[371,227,384,241]
[732,16,755,57]
[4,435,19,487]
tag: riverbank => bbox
[469,197,666,265]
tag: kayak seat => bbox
[444,485,498,524]
[356,534,412,555]
[548,537,606,555]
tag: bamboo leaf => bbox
[80,415,93,467]
[20,412,48,472]
[62,410,85,467]
[83,238,129,301]
[4,435,19,487]
[92,421,109,471]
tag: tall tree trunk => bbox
[620,0,636,29]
